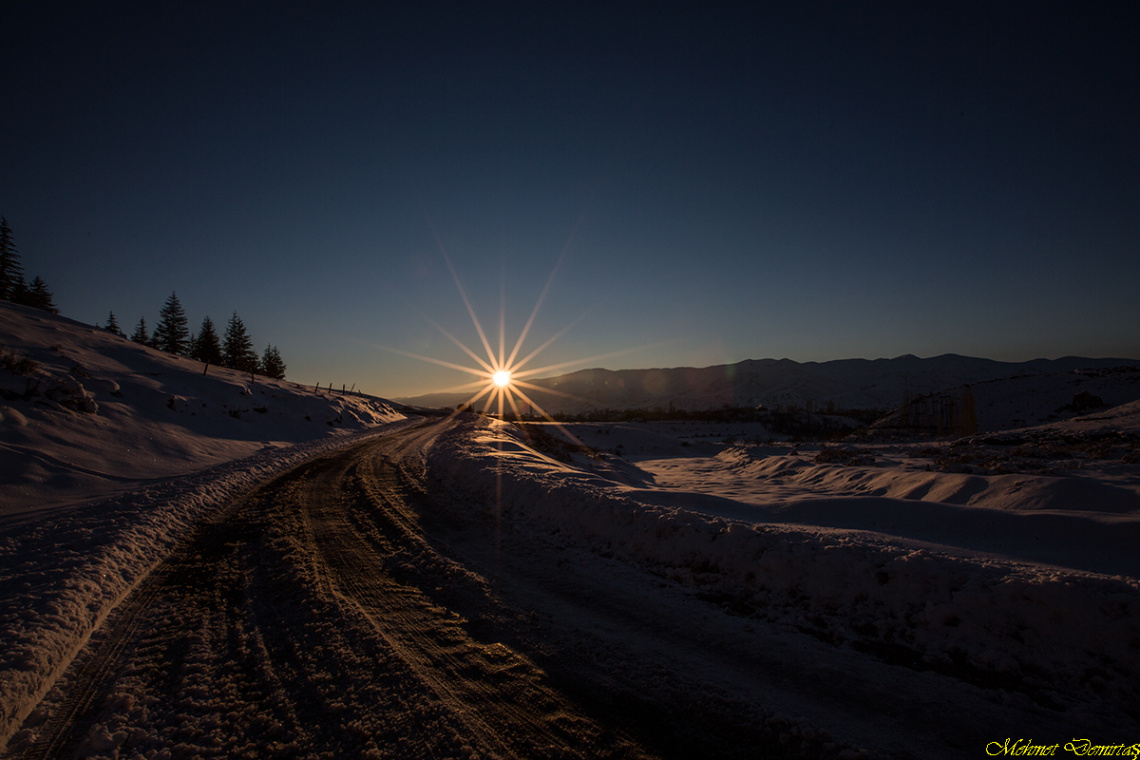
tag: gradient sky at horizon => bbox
[3,1,1138,398]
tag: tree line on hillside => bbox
[1,217,285,379]
[0,217,58,313]
[105,292,286,380]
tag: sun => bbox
[382,249,637,422]
[380,207,645,423]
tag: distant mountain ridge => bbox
[397,354,1140,415]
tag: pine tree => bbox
[222,311,258,373]
[153,291,189,355]
[18,276,58,313]
[192,316,223,366]
[104,311,123,336]
[131,317,149,345]
[8,277,28,306]
[261,345,286,380]
[0,217,24,301]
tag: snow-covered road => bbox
[4,415,1139,759]
[5,420,655,759]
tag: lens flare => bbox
[377,199,659,428]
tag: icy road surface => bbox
[4,417,1138,759]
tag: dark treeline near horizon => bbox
[107,292,287,381]
[0,217,58,314]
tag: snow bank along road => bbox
[4,417,1139,759]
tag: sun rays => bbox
[380,243,638,431]
[433,280,584,425]
[375,198,665,434]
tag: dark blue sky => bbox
[4,1,1138,396]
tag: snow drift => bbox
[427,416,1140,733]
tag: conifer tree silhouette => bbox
[21,276,58,313]
[222,311,258,373]
[261,345,286,379]
[0,217,24,301]
[131,317,150,345]
[153,291,189,355]
[192,316,223,366]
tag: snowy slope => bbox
[0,302,407,513]
[867,366,1140,434]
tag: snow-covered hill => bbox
[399,354,1140,415]
[0,302,406,513]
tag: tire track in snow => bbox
[15,506,263,759]
[17,414,1067,759]
[16,565,166,760]
[292,420,649,759]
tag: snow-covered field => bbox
[3,302,1140,757]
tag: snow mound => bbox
[428,417,1140,730]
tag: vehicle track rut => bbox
[293,422,646,758]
